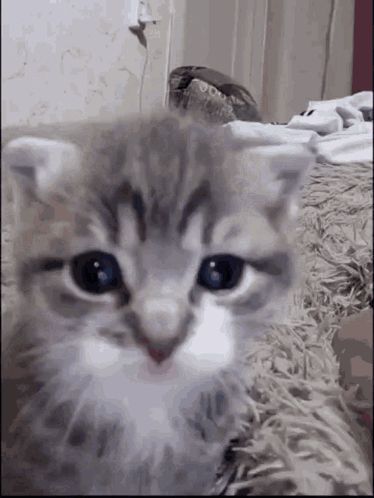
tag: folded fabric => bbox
[306,91,371,125]
[317,122,373,164]
[287,110,344,134]
[225,92,373,165]
[287,91,373,133]
[225,121,318,145]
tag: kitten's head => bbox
[4,113,314,393]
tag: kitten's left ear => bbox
[261,142,314,194]
[250,143,316,223]
[3,136,80,197]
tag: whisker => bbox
[7,374,61,435]
[6,377,65,459]
[14,338,79,361]
[56,376,92,458]
[87,399,107,493]
[10,379,88,467]
[7,364,83,442]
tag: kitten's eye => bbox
[71,251,123,294]
[197,254,244,291]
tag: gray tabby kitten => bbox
[1,113,314,495]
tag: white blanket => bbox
[225,91,373,164]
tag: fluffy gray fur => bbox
[1,112,314,495]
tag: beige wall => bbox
[170,0,355,122]
[262,0,355,122]
[169,0,268,108]
[2,0,355,127]
[1,0,172,127]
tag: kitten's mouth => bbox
[145,356,174,375]
[146,347,172,364]
[137,337,179,366]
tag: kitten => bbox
[1,113,314,495]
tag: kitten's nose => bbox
[146,343,176,364]
[133,297,189,363]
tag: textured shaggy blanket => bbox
[214,160,373,496]
[2,161,373,495]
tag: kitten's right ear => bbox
[3,136,80,197]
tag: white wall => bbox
[1,0,172,127]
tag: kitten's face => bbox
[4,114,314,401]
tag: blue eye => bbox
[71,251,123,294]
[197,254,244,291]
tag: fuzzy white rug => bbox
[2,161,373,495]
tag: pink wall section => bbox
[352,0,373,93]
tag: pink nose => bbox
[146,346,174,364]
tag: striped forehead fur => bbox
[82,114,222,242]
